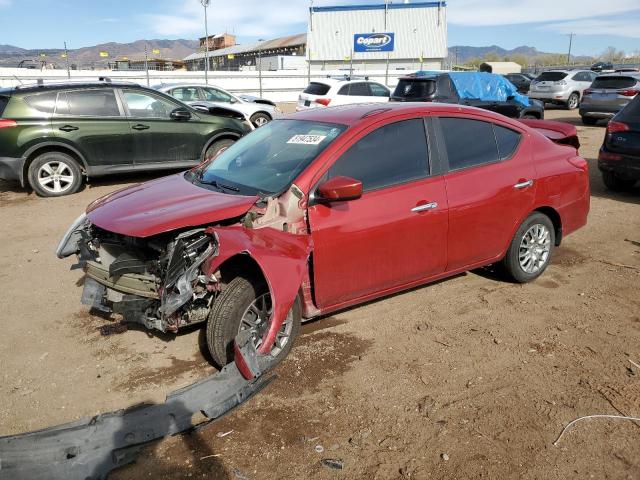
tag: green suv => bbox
[0,80,252,196]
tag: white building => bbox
[307,1,447,70]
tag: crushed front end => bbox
[57,214,219,334]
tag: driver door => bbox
[308,117,448,309]
[119,89,202,166]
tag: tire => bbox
[204,138,235,162]
[602,171,636,192]
[206,276,301,368]
[250,112,271,128]
[501,212,555,283]
[521,114,538,119]
[581,116,598,126]
[565,92,580,110]
[27,151,83,197]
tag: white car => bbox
[528,70,598,110]
[296,76,391,111]
[156,83,281,127]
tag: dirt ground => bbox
[1,106,639,479]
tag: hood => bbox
[86,173,258,238]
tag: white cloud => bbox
[447,0,640,26]
[542,17,640,38]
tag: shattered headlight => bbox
[55,212,88,259]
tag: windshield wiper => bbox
[199,177,240,193]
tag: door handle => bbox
[514,179,534,190]
[411,202,438,213]
[59,125,79,132]
[131,124,150,130]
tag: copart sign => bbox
[353,32,395,53]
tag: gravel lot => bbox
[1,107,639,479]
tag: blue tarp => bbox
[414,71,530,107]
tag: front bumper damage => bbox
[0,339,272,480]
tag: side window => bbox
[23,92,58,114]
[202,87,233,103]
[122,91,177,118]
[435,75,457,101]
[171,87,199,102]
[493,125,521,160]
[369,83,390,97]
[348,82,371,96]
[439,118,499,170]
[327,119,429,192]
[337,84,350,95]
[56,89,120,117]
[573,72,588,82]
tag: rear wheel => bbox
[250,112,271,128]
[565,92,580,110]
[206,276,301,368]
[602,171,636,192]
[581,116,598,126]
[501,212,555,283]
[27,151,83,197]
[204,138,235,162]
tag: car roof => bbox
[596,72,640,79]
[309,76,377,86]
[286,102,520,127]
[5,80,140,94]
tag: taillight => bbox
[315,98,331,107]
[599,151,622,161]
[0,119,17,129]
[583,88,593,96]
[607,121,630,133]
[618,89,639,97]
[555,80,567,86]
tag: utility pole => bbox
[144,43,150,87]
[64,41,70,78]
[258,39,264,98]
[201,0,210,84]
[566,33,574,66]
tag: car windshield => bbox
[535,72,568,82]
[195,119,347,196]
[394,79,436,98]
[591,76,638,89]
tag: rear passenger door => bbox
[435,116,536,271]
[51,88,133,169]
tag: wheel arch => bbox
[534,206,563,246]
[200,131,242,161]
[22,142,89,185]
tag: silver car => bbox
[156,83,281,128]
[579,73,640,125]
[529,70,598,110]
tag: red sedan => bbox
[57,103,590,369]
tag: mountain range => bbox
[447,45,594,64]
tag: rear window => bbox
[0,95,8,116]
[591,76,638,90]
[440,118,499,170]
[56,89,120,117]
[23,92,58,114]
[535,72,568,82]
[338,82,370,96]
[304,82,331,96]
[393,79,436,99]
[494,125,521,159]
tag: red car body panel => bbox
[82,103,590,355]
[85,173,258,237]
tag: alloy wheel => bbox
[238,293,293,357]
[518,224,551,274]
[37,161,75,194]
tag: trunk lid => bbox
[518,119,580,150]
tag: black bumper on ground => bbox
[0,156,26,186]
[598,151,640,180]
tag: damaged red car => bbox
[57,103,589,368]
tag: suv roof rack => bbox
[326,74,370,81]
[98,76,112,83]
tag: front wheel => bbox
[204,138,235,162]
[206,276,301,368]
[501,213,555,283]
[250,112,271,128]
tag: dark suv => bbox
[0,80,251,196]
[391,72,544,119]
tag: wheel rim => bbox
[239,293,293,357]
[253,116,269,127]
[519,224,551,274]
[37,161,74,194]
[568,95,578,109]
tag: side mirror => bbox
[170,108,191,121]
[317,176,362,202]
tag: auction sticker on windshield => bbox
[287,134,327,145]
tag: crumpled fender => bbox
[203,225,312,355]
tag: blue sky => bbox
[1,0,639,56]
